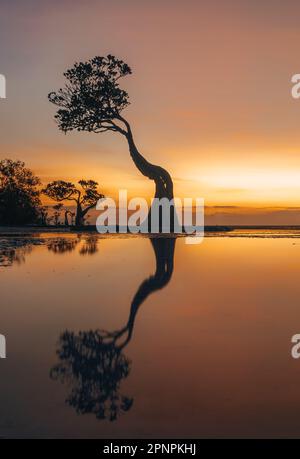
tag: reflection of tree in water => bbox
[47,235,99,256]
[0,234,100,266]
[47,237,80,254]
[50,330,133,421]
[50,237,176,421]
[0,237,43,267]
[79,235,98,256]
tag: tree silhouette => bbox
[52,203,63,225]
[39,206,50,226]
[50,237,176,421]
[52,204,73,226]
[0,159,42,225]
[64,209,74,226]
[48,55,175,226]
[42,179,104,226]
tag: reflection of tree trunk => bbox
[50,236,176,420]
[117,237,176,348]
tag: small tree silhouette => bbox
[64,209,75,226]
[39,206,50,226]
[42,180,104,226]
[52,203,63,225]
[0,159,42,225]
[48,56,174,227]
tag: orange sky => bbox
[1,0,300,223]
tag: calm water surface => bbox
[1,232,300,438]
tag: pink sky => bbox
[1,0,300,223]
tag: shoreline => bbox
[1,225,300,238]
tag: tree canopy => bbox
[0,159,42,225]
[43,179,103,205]
[48,55,131,135]
[48,55,174,206]
[42,179,104,226]
[50,330,133,421]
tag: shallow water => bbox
[1,232,300,438]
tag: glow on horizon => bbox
[2,1,300,221]
[38,160,300,208]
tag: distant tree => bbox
[0,159,42,225]
[39,206,50,226]
[52,203,63,225]
[70,211,75,226]
[42,179,104,226]
[64,209,74,226]
[48,56,174,219]
[85,214,91,225]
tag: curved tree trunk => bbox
[125,128,174,200]
[75,203,97,226]
[121,120,176,232]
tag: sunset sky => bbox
[1,0,300,224]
